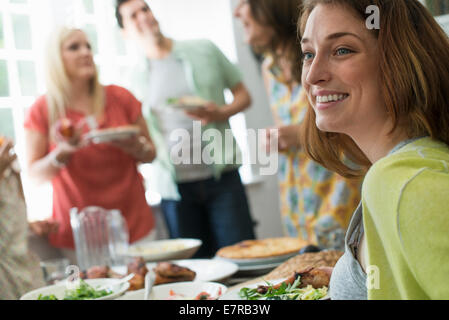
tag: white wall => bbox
[228,0,284,239]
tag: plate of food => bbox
[215,237,308,266]
[112,259,238,284]
[166,96,208,111]
[124,238,202,262]
[84,125,140,144]
[220,267,330,301]
[116,281,227,300]
[20,278,130,300]
[74,258,204,292]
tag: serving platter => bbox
[123,238,202,262]
[84,126,140,144]
[116,281,227,300]
[20,278,130,300]
[214,251,299,267]
[166,96,208,111]
[112,258,238,283]
[220,277,329,301]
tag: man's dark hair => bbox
[116,0,150,28]
[115,0,130,28]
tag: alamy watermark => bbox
[168,121,280,176]
[366,265,381,290]
[366,5,380,30]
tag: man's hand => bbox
[185,102,228,125]
[264,125,301,153]
[0,138,17,177]
[29,219,59,237]
[108,135,156,163]
[278,124,301,152]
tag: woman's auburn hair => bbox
[298,0,449,178]
[248,0,303,83]
[44,26,104,130]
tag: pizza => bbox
[216,237,309,260]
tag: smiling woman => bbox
[299,0,449,300]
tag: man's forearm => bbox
[221,83,252,119]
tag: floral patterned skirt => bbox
[277,151,361,251]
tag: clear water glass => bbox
[70,207,129,271]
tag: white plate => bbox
[166,96,207,111]
[116,281,227,300]
[167,103,203,111]
[84,127,140,144]
[112,259,238,283]
[20,278,130,300]
[214,251,298,267]
[124,238,202,262]
[236,261,282,273]
[220,278,329,301]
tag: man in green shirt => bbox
[115,0,256,257]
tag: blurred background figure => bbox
[234,0,363,251]
[115,0,256,258]
[0,137,45,299]
[24,27,157,264]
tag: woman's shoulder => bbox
[29,94,48,109]
[104,84,133,96]
[26,94,49,120]
[104,85,139,103]
[364,138,449,196]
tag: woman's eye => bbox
[69,44,79,51]
[335,48,353,56]
[303,52,314,61]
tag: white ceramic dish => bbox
[124,238,202,262]
[84,126,140,144]
[214,251,298,267]
[116,281,227,300]
[112,259,238,283]
[20,278,130,300]
[166,96,208,111]
[220,278,329,301]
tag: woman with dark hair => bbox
[300,0,449,299]
[235,0,362,251]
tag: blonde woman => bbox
[24,27,157,263]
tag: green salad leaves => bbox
[37,279,112,300]
[239,276,328,301]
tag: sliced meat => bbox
[86,266,110,279]
[128,274,145,291]
[127,257,149,277]
[153,262,196,279]
[153,262,196,285]
[257,267,331,293]
[154,273,197,285]
[297,267,331,289]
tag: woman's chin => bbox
[315,119,341,134]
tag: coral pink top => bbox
[24,85,155,249]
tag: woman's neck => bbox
[68,79,93,113]
[144,36,173,60]
[352,120,409,164]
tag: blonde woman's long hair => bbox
[44,26,104,129]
